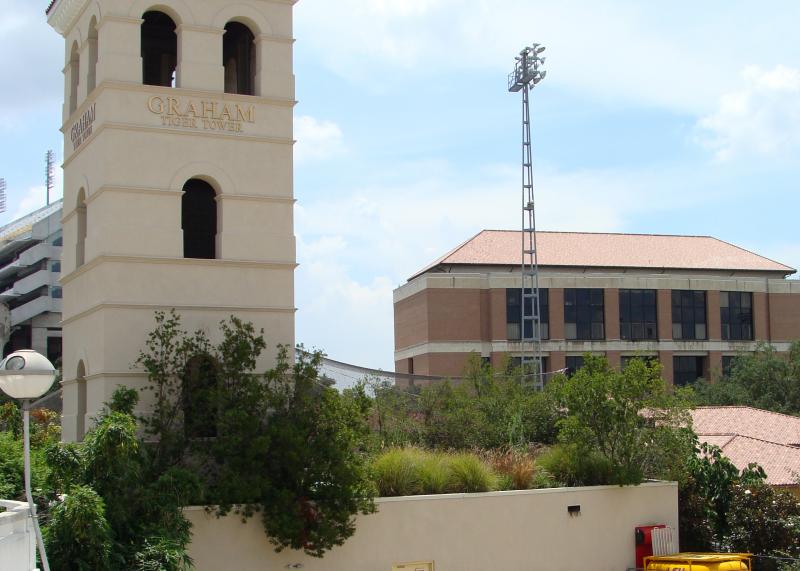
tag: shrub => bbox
[371,448,422,496]
[418,453,449,494]
[485,449,535,490]
[134,537,194,571]
[45,485,112,571]
[537,444,614,487]
[447,453,496,493]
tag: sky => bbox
[1,1,800,371]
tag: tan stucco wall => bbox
[52,0,297,441]
[186,482,679,571]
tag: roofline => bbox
[408,229,796,282]
[698,432,800,450]
[411,261,795,281]
[693,405,800,422]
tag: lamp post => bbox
[0,349,55,571]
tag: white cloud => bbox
[296,0,800,113]
[294,115,346,164]
[697,65,800,161]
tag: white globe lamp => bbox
[0,350,57,399]
[0,349,55,571]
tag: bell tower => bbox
[47,0,297,441]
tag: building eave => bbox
[46,0,90,35]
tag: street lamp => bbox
[0,349,55,571]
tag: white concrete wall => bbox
[0,500,37,571]
[186,481,678,571]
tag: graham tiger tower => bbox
[47,0,297,441]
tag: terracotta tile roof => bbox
[691,406,800,447]
[700,433,800,487]
[411,230,795,279]
[691,407,800,487]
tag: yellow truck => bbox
[645,553,752,570]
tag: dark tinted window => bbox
[619,289,657,340]
[564,288,604,340]
[672,290,707,340]
[674,356,704,386]
[721,292,753,340]
[506,288,549,340]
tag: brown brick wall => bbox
[769,293,800,341]
[428,353,471,378]
[490,288,507,340]
[605,288,620,340]
[707,351,722,381]
[606,350,621,370]
[707,290,721,340]
[659,351,674,387]
[549,351,566,374]
[427,289,484,342]
[753,292,770,341]
[549,288,565,340]
[394,290,429,350]
[657,289,672,340]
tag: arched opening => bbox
[76,189,87,267]
[68,41,80,114]
[223,22,256,95]
[182,179,217,259]
[87,17,99,93]
[182,355,218,439]
[76,360,87,441]
[141,11,177,87]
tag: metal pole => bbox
[23,400,50,571]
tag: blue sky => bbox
[2,1,799,370]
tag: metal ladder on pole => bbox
[508,45,546,389]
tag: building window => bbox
[183,355,218,439]
[76,189,86,267]
[721,356,736,377]
[619,289,657,340]
[51,261,61,273]
[673,356,705,387]
[50,286,63,299]
[511,356,549,378]
[142,11,177,87]
[408,357,414,375]
[52,232,63,247]
[223,22,256,95]
[565,356,584,377]
[68,41,79,114]
[47,337,62,368]
[672,290,707,340]
[182,179,217,259]
[76,360,87,440]
[87,17,98,93]
[506,288,549,340]
[621,355,658,370]
[721,291,753,340]
[564,288,604,340]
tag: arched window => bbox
[87,17,99,93]
[68,41,80,114]
[76,360,87,441]
[141,11,177,87]
[76,189,87,267]
[223,22,256,95]
[182,179,217,259]
[182,355,218,438]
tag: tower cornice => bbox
[46,0,89,35]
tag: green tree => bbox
[694,342,800,414]
[136,311,376,558]
[44,485,112,571]
[549,355,693,485]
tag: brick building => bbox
[393,230,800,385]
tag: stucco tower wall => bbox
[51,0,297,441]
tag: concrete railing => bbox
[0,500,38,571]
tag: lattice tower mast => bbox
[508,44,546,388]
[45,150,55,206]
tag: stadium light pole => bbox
[0,350,56,571]
[508,44,547,388]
